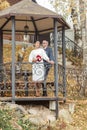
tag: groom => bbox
[42,40,54,96]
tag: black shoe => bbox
[42,91,47,96]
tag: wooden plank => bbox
[0,97,12,101]
[0,96,63,101]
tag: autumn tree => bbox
[0,0,10,10]
[49,0,72,23]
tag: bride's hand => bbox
[47,60,54,65]
[32,58,37,62]
[50,60,54,65]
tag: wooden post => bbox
[0,30,3,83]
[11,16,16,103]
[62,26,66,102]
[54,18,58,119]
[0,30,3,64]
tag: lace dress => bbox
[29,48,49,82]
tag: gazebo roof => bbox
[0,0,70,35]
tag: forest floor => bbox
[62,98,87,130]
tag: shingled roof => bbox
[0,0,70,35]
[7,0,22,6]
[0,0,62,17]
[7,0,36,6]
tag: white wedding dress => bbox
[29,48,49,81]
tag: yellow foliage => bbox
[0,0,10,10]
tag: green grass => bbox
[0,110,15,130]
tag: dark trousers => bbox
[42,65,51,96]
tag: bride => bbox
[29,41,53,96]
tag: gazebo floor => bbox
[0,96,63,102]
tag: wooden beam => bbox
[31,16,39,40]
[15,19,32,22]
[3,29,34,33]
[0,17,11,30]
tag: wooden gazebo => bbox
[0,0,70,119]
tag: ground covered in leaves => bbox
[0,108,37,130]
[72,99,87,130]
[0,99,87,130]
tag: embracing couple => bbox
[29,40,54,96]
